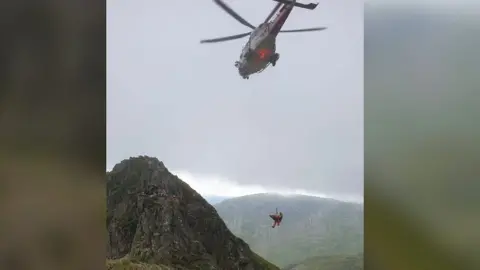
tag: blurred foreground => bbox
[0,1,105,269]
[365,3,480,270]
[1,1,479,270]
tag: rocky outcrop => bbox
[106,156,278,270]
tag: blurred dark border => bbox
[365,4,480,270]
[0,1,106,269]
[2,1,479,270]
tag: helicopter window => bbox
[250,24,267,40]
[240,44,250,58]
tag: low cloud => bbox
[174,170,363,203]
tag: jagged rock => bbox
[106,156,278,270]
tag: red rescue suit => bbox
[269,213,283,228]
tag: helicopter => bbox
[200,0,327,79]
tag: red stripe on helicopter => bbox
[269,4,293,36]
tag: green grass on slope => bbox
[283,253,363,270]
[252,251,281,270]
[256,231,362,267]
[107,253,279,270]
[106,257,173,270]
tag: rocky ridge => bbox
[106,156,278,270]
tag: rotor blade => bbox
[279,27,327,33]
[213,0,256,29]
[200,32,251,44]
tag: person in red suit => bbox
[269,208,283,228]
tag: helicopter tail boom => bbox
[272,0,318,10]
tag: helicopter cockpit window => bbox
[250,28,260,39]
[250,25,264,40]
[250,23,268,40]
[240,44,250,59]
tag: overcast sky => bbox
[107,0,363,201]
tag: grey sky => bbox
[107,0,363,198]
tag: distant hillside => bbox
[106,156,279,270]
[214,194,363,267]
[283,253,363,270]
[204,195,232,205]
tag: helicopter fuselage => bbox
[200,0,324,79]
[236,4,293,78]
[236,24,277,78]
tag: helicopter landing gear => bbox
[270,53,280,66]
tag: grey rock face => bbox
[107,156,276,270]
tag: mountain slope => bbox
[214,194,363,267]
[106,156,279,270]
[204,195,232,205]
[107,257,171,270]
[283,253,363,270]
